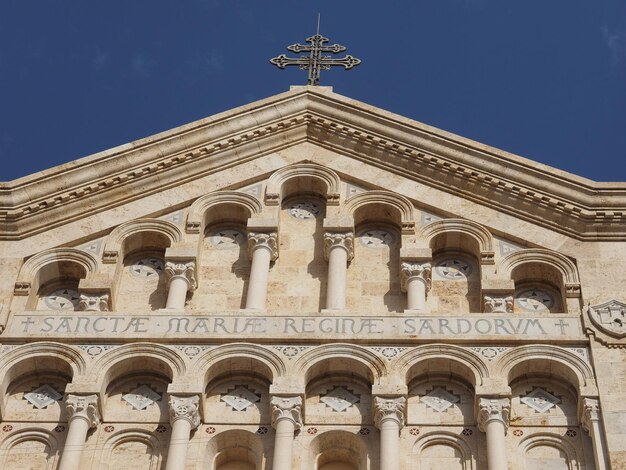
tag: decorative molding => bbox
[400,262,432,292]
[520,387,560,413]
[77,345,115,358]
[483,295,513,313]
[164,261,197,290]
[373,396,406,429]
[24,384,62,409]
[168,395,201,429]
[123,385,162,410]
[320,386,359,412]
[174,345,211,358]
[421,387,460,413]
[221,385,261,411]
[79,293,110,312]
[66,394,100,428]
[323,232,354,261]
[477,397,510,433]
[247,232,279,261]
[588,300,626,338]
[270,395,303,430]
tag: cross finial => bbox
[269,17,361,86]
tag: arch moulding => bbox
[185,190,263,234]
[420,218,495,264]
[264,162,341,206]
[344,190,416,234]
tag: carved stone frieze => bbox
[79,293,110,312]
[373,396,406,429]
[270,395,303,430]
[483,295,514,314]
[588,300,626,338]
[164,261,197,290]
[247,232,279,261]
[323,232,354,261]
[168,395,201,429]
[66,394,100,428]
[400,262,432,292]
[477,397,510,433]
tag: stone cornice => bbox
[1,86,625,240]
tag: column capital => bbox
[373,396,406,429]
[248,232,279,261]
[581,397,601,433]
[270,395,303,430]
[65,394,100,428]
[164,261,197,290]
[483,295,514,313]
[79,293,110,312]
[168,394,201,429]
[400,262,432,292]
[477,397,510,433]
[323,232,354,261]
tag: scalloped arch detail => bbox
[265,162,341,206]
[186,190,263,234]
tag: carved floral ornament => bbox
[400,262,432,292]
[373,396,406,428]
[164,261,197,290]
[66,394,100,428]
[483,295,514,314]
[247,232,279,261]
[168,395,201,429]
[588,300,626,338]
[270,396,303,429]
[477,397,510,433]
[323,232,354,261]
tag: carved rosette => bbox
[323,232,354,261]
[400,262,432,292]
[373,396,406,429]
[65,394,100,428]
[168,395,201,429]
[477,397,510,433]
[581,397,600,433]
[270,396,303,430]
[483,295,514,314]
[164,261,197,290]
[248,232,279,261]
[79,293,110,312]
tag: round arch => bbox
[420,219,494,264]
[102,219,182,263]
[205,429,266,470]
[186,191,263,234]
[518,432,582,470]
[498,249,580,286]
[0,428,59,468]
[412,430,475,470]
[344,191,416,234]
[310,430,369,470]
[99,429,162,470]
[265,162,341,206]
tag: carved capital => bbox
[65,394,100,428]
[164,261,197,290]
[483,295,514,313]
[168,395,201,429]
[270,396,303,430]
[400,262,432,292]
[477,397,510,433]
[323,232,354,261]
[13,282,31,296]
[581,397,601,433]
[248,232,279,261]
[79,293,110,312]
[373,396,406,429]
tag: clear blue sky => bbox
[1,1,625,182]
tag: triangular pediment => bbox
[1,86,625,251]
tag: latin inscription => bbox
[9,313,582,340]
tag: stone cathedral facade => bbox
[0,85,625,470]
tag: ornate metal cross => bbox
[270,24,361,86]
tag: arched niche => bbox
[0,429,59,470]
[420,219,494,264]
[518,433,582,470]
[100,430,162,470]
[344,190,416,235]
[205,429,265,470]
[186,191,263,234]
[265,162,341,207]
[310,430,369,470]
[412,432,475,470]
[407,374,475,426]
[511,262,566,313]
[102,219,182,264]
[510,376,579,427]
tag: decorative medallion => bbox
[42,288,80,310]
[289,201,321,219]
[221,386,261,411]
[359,229,394,248]
[205,426,216,434]
[421,212,442,225]
[274,345,308,359]
[373,347,406,360]
[174,345,210,358]
[588,300,626,338]
[78,345,115,358]
[156,425,167,433]
[565,429,577,437]
[104,425,115,432]
[470,347,509,361]
[516,288,554,312]
[409,427,420,436]
[209,229,245,248]
[2,425,13,432]
[23,384,62,409]
[521,388,560,413]
[129,258,164,278]
[54,425,65,432]
[462,428,473,436]
[358,427,371,435]
[421,387,460,413]
[257,426,269,434]
[320,386,359,412]
[307,427,318,435]
[435,258,473,280]
[122,385,162,410]
[513,429,524,437]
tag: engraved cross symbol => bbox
[270,19,361,85]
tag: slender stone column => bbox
[582,398,609,470]
[374,396,406,470]
[164,261,197,310]
[270,396,303,470]
[165,395,201,470]
[323,232,354,310]
[400,262,431,311]
[246,232,279,310]
[58,394,100,470]
[477,397,510,470]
